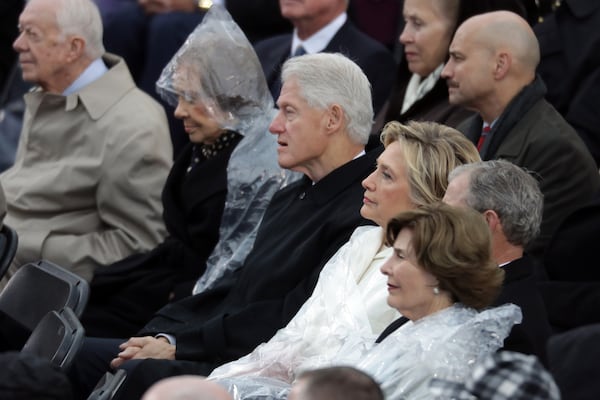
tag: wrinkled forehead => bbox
[20,0,60,30]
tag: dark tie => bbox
[477,125,491,151]
[292,45,306,57]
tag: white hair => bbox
[281,53,373,145]
[55,0,105,59]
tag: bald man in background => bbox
[441,10,600,265]
[142,376,232,400]
[288,366,383,400]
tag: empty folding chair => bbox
[21,306,85,370]
[547,323,600,400]
[87,369,127,400]
[0,259,89,351]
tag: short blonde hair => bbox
[380,120,481,207]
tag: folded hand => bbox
[110,336,176,369]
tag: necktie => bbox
[477,125,491,151]
[292,45,306,57]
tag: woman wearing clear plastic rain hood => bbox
[81,6,292,338]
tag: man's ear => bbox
[493,51,511,80]
[66,36,86,62]
[482,209,501,232]
[325,104,344,134]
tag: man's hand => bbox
[110,336,176,369]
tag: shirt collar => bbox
[291,12,347,56]
[62,58,108,95]
[310,149,366,185]
[200,131,239,159]
[353,149,366,159]
[65,54,135,120]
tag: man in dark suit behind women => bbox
[443,159,552,364]
[441,11,600,262]
[69,52,380,399]
[254,0,396,116]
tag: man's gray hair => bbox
[449,159,543,247]
[281,52,373,145]
[55,0,105,59]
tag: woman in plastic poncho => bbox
[81,6,292,338]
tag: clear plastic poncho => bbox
[212,303,522,400]
[208,225,397,385]
[156,5,297,293]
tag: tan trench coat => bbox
[1,54,172,282]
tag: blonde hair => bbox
[380,120,481,207]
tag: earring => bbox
[433,287,440,295]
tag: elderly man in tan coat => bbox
[0,0,172,286]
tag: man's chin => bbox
[447,94,461,106]
[276,157,295,170]
[20,70,37,84]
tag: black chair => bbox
[547,323,600,400]
[21,306,85,370]
[87,369,127,400]
[0,259,89,351]
[0,223,18,280]
[543,194,600,281]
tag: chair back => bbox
[87,369,127,400]
[547,323,600,400]
[544,196,600,281]
[0,223,18,280]
[21,307,85,370]
[0,260,89,335]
